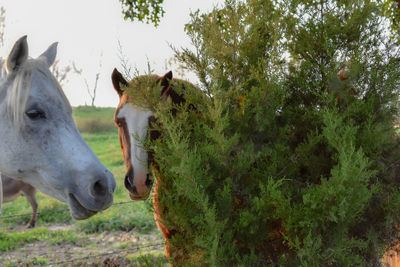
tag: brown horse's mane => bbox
[112,70,187,110]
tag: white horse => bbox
[0,36,116,219]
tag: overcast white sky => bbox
[0,0,223,107]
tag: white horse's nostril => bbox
[92,179,107,197]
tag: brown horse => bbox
[111,68,186,264]
[1,174,38,228]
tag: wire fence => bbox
[0,198,168,266]
[0,200,136,221]
[0,195,180,221]
[0,199,151,234]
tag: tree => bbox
[119,0,165,26]
[381,0,400,41]
[50,59,72,87]
[85,71,100,107]
[127,0,400,265]
[277,0,400,264]
[72,58,102,107]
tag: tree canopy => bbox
[125,0,400,265]
[119,0,165,26]
[381,0,400,40]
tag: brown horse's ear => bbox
[111,68,129,97]
[160,71,173,100]
[160,71,185,106]
[160,71,173,87]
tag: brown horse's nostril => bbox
[93,180,107,196]
[145,174,153,188]
[124,174,138,195]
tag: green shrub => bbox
[127,0,400,265]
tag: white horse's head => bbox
[0,36,116,219]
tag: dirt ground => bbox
[0,225,165,266]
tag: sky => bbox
[0,0,223,107]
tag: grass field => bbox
[0,106,167,266]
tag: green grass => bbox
[0,227,79,251]
[76,200,155,234]
[4,257,49,267]
[127,253,169,266]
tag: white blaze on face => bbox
[117,103,153,181]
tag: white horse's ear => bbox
[39,42,58,67]
[5,35,29,73]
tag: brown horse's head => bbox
[111,68,184,200]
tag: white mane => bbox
[0,58,71,130]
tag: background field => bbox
[0,106,167,266]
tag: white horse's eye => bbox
[25,109,46,120]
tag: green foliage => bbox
[125,0,400,265]
[380,0,400,41]
[119,0,165,26]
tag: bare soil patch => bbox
[0,226,165,266]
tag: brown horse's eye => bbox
[115,119,122,127]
